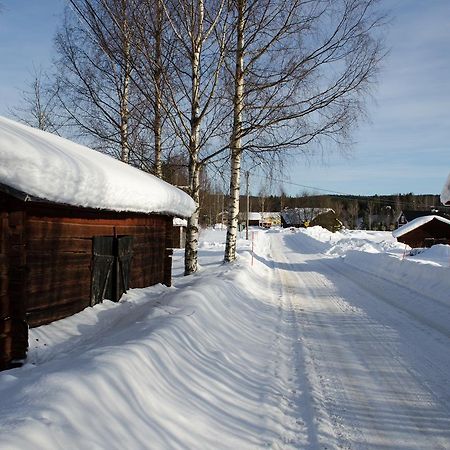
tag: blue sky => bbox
[0,0,448,197]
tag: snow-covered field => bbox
[0,226,449,449]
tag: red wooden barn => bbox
[0,117,195,370]
[392,215,450,248]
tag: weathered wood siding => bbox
[24,206,173,326]
[1,192,174,369]
[0,196,28,370]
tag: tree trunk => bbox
[224,0,245,263]
[119,105,130,163]
[184,158,200,275]
[153,0,163,178]
[184,9,202,275]
[119,0,131,164]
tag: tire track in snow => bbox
[269,232,450,450]
[273,243,365,450]
[317,258,450,412]
[261,236,321,449]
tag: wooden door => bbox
[91,235,134,305]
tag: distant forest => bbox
[199,191,447,231]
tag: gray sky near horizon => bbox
[0,0,448,197]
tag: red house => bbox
[392,215,450,248]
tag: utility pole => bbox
[246,171,249,240]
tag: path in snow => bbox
[267,231,450,449]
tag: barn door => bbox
[91,236,114,306]
[116,236,134,301]
[91,235,133,306]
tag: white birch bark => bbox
[153,0,163,178]
[184,0,203,275]
[118,0,132,163]
[224,0,245,262]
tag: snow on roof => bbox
[0,116,195,217]
[173,217,188,226]
[441,172,450,205]
[392,215,450,238]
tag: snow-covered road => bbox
[268,231,450,449]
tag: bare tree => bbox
[367,200,375,230]
[348,200,359,229]
[129,0,174,178]
[55,0,143,162]
[224,0,386,261]
[9,67,61,133]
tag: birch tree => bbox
[55,0,141,162]
[9,67,61,133]
[224,0,386,261]
[129,0,171,178]
[162,0,229,275]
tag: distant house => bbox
[0,116,195,370]
[392,215,450,248]
[281,208,342,232]
[396,210,450,228]
[246,212,280,228]
[441,173,450,206]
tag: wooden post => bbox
[245,171,250,240]
[402,243,408,260]
[251,231,254,266]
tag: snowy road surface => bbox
[0,228,449,449]
[266,231,450,449]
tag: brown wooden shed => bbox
[392,215,450,248]
[0,117,195,370]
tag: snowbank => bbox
[298,226,450,303]
[0,116,195,217]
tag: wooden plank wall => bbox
[0,207,28,370]
[24,212,173,327]
[115,216,172,288]
[25,216,94,327]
